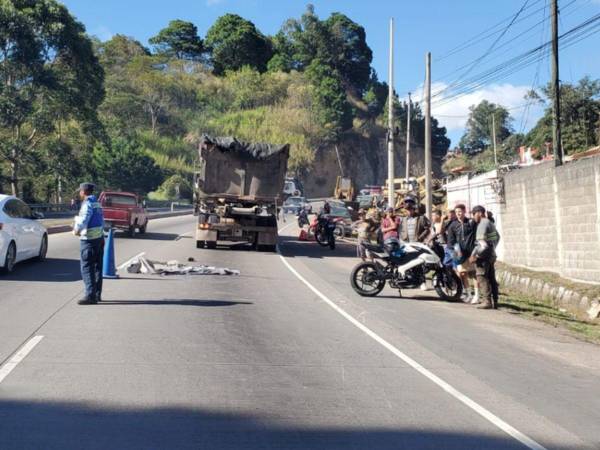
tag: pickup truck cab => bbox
[99,191,148,237]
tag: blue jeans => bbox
[80,238,104,300]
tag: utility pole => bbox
[424,52,432,218]
[492,114,498,167]
[551,0,562,166]
[387,18,395,208]
[405,92,411,181]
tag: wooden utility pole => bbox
[424,52,432,218]
[492,114,498,167]
[405,92,411,181]
[387,18,395,208]
[551,0,562,166]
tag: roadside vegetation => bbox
[0,2,449,203]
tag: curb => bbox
[497,268,600,321]
[46,210,193,235]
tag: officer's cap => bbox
[79,182,95,193]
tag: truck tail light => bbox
[199,223,211,230]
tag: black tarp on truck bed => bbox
[197,135,289,201]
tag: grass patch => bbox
[499,291,600,344]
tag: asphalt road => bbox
[0,214,599,449]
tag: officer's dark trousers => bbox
[80,238,104,300]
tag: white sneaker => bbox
[420,282,429,291]
[470,293,480,304]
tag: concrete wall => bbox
[501,157,600,283]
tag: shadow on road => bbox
[0,399,537,450]
[278,236,357,259]
[98,299,253,307]
[0,258,80,282]
[115,232,179,241]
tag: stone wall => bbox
[500,157,600,283]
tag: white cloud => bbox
[91,25,114,42]
[406,82,545,138]
[206,0,225,6]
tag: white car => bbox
[0,194,48,273]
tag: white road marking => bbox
[278,222,296,233]
[175,231,192,241]
[278,253,548,450]
[0,335,44,384]
[117,252,146,270]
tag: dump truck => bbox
[193,135,289,251]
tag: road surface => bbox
[0,214,599,449]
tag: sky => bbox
[61,0,600,146]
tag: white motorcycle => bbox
[350,238,462,301]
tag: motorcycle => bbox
[350,238,462,301]
[310,214,337,250]
[297,208,310,228]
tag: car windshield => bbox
[285,197,304,205]
[104,195,137,206]
[330,206,350,218]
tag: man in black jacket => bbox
[446,204,477,302]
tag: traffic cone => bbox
[103,228,119,279]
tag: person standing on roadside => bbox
[381,207,402,241]
[469,205,500,310]
[399,202,430,243]
[73,183,105,305]
[447,204,477,303]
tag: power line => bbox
[434,0,579,85]
[436,0,546,61]
[436,0,534,98]
[431,13,600,107]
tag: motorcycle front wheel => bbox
[350,262,385,297]
[315,227,330,247]
[434,268,463,302]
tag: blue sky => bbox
[61,0,600,146]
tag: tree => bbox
[458,100,512,155]
[276,6,373,92]
[93,138,163,194]
[323,13,372,92]
[526,77,600,154]
[305,59,352,142]
[149,20,204,60]
[0,0,105,196]
[205,14,272,75]
[97,35,150,71]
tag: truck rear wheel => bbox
[196,240,205,249]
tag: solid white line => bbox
[278,254,548,450]
[117,252,145,270]
[0,335,44,384]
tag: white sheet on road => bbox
[126,256,240,276]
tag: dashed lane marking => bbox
[0,336,44,384]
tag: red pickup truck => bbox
[99,191,149,237]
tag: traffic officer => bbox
[73,182,105,305]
